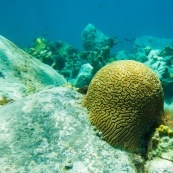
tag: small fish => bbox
[41,33,48,37]
[124,38,136,42]
[77,86,88,95]
[134,44,141,48]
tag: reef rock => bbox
[0,86,137,173]
[81,23,115,51]
[145,125,173,173]
[140,48,173,100]
[133,36,173,50]
[115,37,173,100]
[0,35,66,99]
[81,24,116,76]
[70,63,93,88]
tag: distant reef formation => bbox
[25,25,173,102]
[0,24,173,172]
[25,24,117,87]
[116,36,173,100]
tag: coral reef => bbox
[25,38,87,79]
[2,34,173,172]
[28,38,54,65]
[83,45,113,75]
[83,60,164,151]
[158,47,173,56]
[115,36,173,101]
[25,24,117,87]
[82,24,116,75]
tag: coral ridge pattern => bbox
[84,60,164,151]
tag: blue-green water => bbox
[0,0,172,50]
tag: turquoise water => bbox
[0,0,172,50]
[0,1,173,172]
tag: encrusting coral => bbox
[83,60,164,151]
[148,125,173,161]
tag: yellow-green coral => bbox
[33,38,47,52]
[148,125,173,160]
[156,125,173,138]
[84,60,164,151]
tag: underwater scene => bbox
[0,0,173,172]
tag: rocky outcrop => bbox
[70,63,93,88]
[81,23,115,51]
[0,35,66,99]
[0,86,137,173]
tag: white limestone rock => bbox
[145,158,173,173]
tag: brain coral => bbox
[84,60,164,151]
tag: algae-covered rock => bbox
[115,50,131,60]
[145,125,173,172]
[0,35,66,99]
[0,86,137,173]
[148,125,173,158]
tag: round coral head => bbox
[84,60,164,151]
